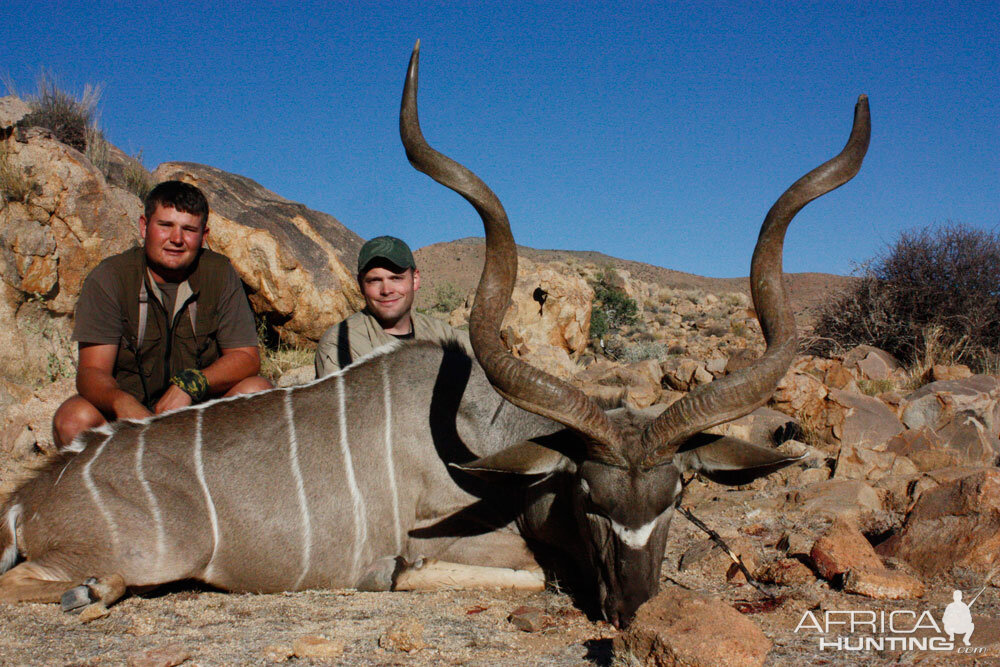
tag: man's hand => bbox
[154,384,194,414]
[78,343,153,420]
[111,393,154,421]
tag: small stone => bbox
[508,605,550,632]
[755,558,815,586]
[261,645,294,662]
[292,635,345,660]
[78,603,109,623]
[843,567,926,599]
[797,467,830,485]
[126,644,191,667]
[378,617,427,652]
[777,531,815,557]
[809,518,884,580]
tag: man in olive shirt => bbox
[314,236,472,377]
[52,181,272,449]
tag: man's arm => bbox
[154,346,261,413]
[77,343,153,421]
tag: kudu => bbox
[0,43,869,627]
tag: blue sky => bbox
[4,1,997,277]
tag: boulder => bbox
[809,518,884,580]
[842,568,925,600]
[707,407,801,447]
[889,422,999,471]
[842,345,903,381]
[834,442,917,482]
[771,369,829,430]
[896,376,1000,467]
[661,357,711,391]
[152,162,365,346]
[900,375,1000,433]
[826,389,904,448]
[614,588,771,667]
[449,256,593,359]
[0,127,140,382]
[877,468,1000,578]
[790,479,886,524]
[573,359,661,408]
[0,96,30,128]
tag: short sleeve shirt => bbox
[72,260,259,349]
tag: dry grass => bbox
[260,344,314,383]
[15,72,103,153]
[123,150,154,200]
[0,143,33,202]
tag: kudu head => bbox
[399,41,870,627]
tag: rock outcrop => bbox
[152,162,365,346]
[1,108,141,383]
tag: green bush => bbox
[589,268,638,339]
[430,282,464,313]
[812,223,1000,372]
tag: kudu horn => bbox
[400,40,627,465]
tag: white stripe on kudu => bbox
[194,409,221,576]
[135,425,166,568]
[83,433,120,552]
[284,391,313,589]
[380,358,403,552]
[337,374,369,579]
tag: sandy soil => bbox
[3,479,998,665]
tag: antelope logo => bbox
[0,42,869,627]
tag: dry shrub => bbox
[0,143,33,202]
[123,150,154,200]
[812,223,1000,372]
[16,73,102,152]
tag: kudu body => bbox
[0,43,869,626]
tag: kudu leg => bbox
[393,558,545,592]
[0,562,125,609]
[0,562,83,604]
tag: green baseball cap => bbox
[357,236,416,273]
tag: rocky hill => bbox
[414,237,857,327]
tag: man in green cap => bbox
[314,236,472,376]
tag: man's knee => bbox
[52,396,105,448]
[224,376,273,397]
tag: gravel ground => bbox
[3,480,999,666]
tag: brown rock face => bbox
[449,256,593,360]
[0,125,140,382]
[878,468,1000,577]
[152,162,365,345]
[614,588,771,667]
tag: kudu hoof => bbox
[356,557,405,592]
[60,577,98,613]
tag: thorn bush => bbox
[811,223,1000,372]
[589,267,638,340]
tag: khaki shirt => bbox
[314,309,473,377]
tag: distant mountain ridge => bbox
[414,237,857,324]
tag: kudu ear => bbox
[450,441,566,479]
[672,433,806,486]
